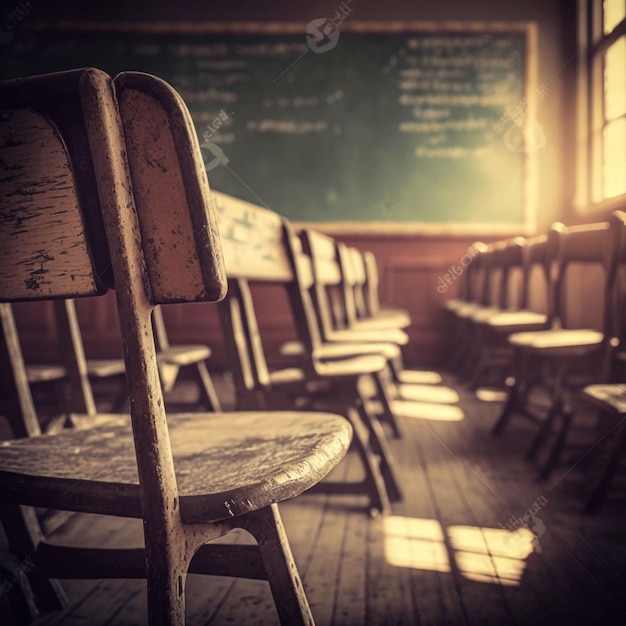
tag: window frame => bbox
[576,0,626,217]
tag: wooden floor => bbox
[2,371,626,625]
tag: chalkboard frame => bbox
[25,19,539,236]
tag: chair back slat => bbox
[0,78,110,301]
[348,248,369,319]
[115,73,226,304]
[304,229,342,286]
[363,251,381,315]
[0,303,42,438]
[212,190,293,282]
[553,222,610,328]
[497,238,525,309]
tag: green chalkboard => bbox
[1,21,537,231]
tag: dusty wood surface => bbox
[0,411,352,522]
[0,108,99,301]
[212,190,293,283]
[114,73,227,305]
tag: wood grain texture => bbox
[0,108,98,301]
[212,190,293,282]
[0,411,352,523]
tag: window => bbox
[581,0,626,207]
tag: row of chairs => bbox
[445,213,626,511]
[3,301,221,438]
[0,68,458,625]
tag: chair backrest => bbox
[362,250,382,316]
[496,237,526,310]
[552,221,611,330]
[1,68,226,524]
[346,247,370,321]
[300,229,347,338]
[604,211,626,346]
[212,191,323,401]
[460,242,488,303]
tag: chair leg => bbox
[372,370,403,438]
[492,377,520,435]
[144,541,188,626]
[584,416,626,512]
[526,398,562,461]
[344,407,391,515]
[491,351,529,435]
[537,405,573,481]
[526,364,567,461]
[193,360,222,412]
[243,504,315,626]
[0,504,67,616]
[355,397,402,503]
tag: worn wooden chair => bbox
[362,249,442,385]
[10,298,128,423]
[212,190,401,515]
[152,305,222,411]
[303,231,459,406]
[342,244,452,393]
[441,241,489,370]
[557,212,626,510]
[460,236,553,389]
[466,232,557,391]
[342,246,410,331]
[361,249,413,330]
[0,67,351,625]
[491,216,626,480]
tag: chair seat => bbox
[369,399,464,422]
[314,354,387,377]
[453,302,484,319]
[398,383,459,404]
[281,340,400,361]
[468,306,504,323]
[485,310,548,331]
[0,411,352,524]
[268,368,307,384]
[86,359,127,378]
[581,384,626,414]
[352,309,411,330]
[398,370,442,385]
[157,345,212,366]
[325,328,409,346]
[443,299,468,312]
[26,364,67,383]
[509,328,604,355]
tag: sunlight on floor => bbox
[392,401,465,422]
[448,525,535,586]
[383,516,451,572]
[383,516,535,586]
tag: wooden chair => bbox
[212,190,401,515]
[556,211,626,510]
[361,249,414,332]
[441,241,489,370]
[342,246,410,332]
[362,249,442,385]
[152,305,222,411]
[301,231,459,408]
[0,67,351,625]
[491,216,626,480]
[341,244,451,391]
[466,233,556,390]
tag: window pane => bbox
[604,37,626,121]
[604,0,626,34]
[603,117,626,198]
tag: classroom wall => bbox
[8,0,575,367]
